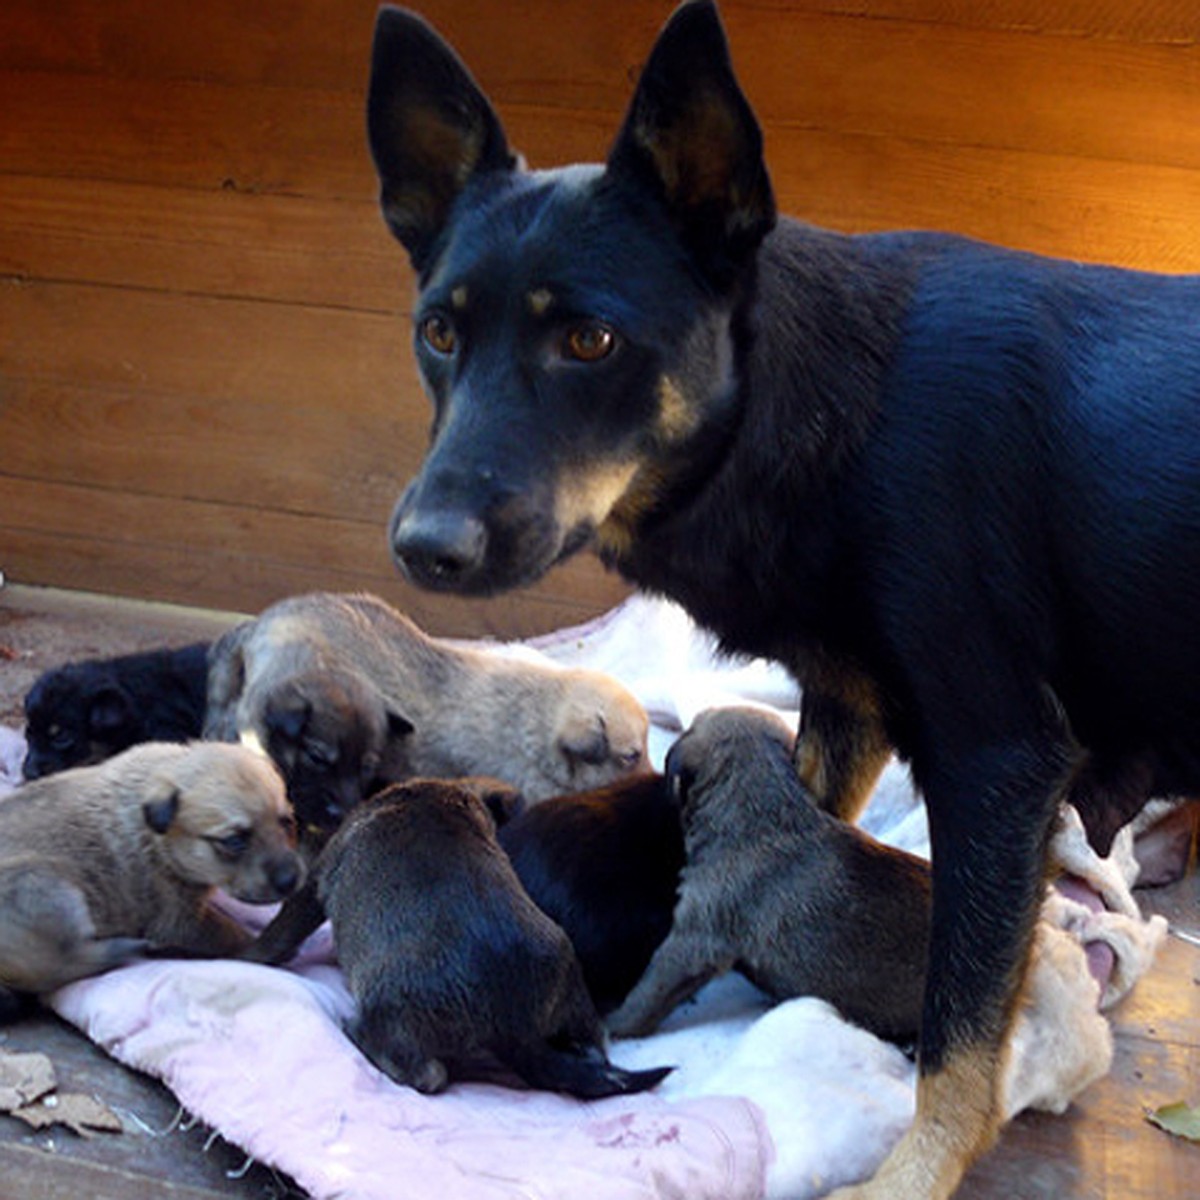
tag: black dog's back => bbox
[22,641,211,779]
[499,774,684,1013]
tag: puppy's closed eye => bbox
[207,828,252,860]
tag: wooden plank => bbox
[2,2,1196,96]
[770,127,1200,273]
[3,9,1200,198]
[0,176,404,313]
[0,279,418,521]
[749,2,1200,44]
[0,477,631,638]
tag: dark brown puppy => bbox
[205,620,413,844]
[246,778,671,1099]
[498,773,684,1014]
[22,642,210,780]
[607,708,930,1044]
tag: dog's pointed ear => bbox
[143,785,181,834]
[607,0,775,282]
[367,6,517,274]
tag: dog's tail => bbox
[505,1041,672,1099]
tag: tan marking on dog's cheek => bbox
[554,460,641,535]
[594,465,669,560]
[656,377,700,443]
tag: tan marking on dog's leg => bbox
[795,693,891,822]
[828,1043,1007,1199]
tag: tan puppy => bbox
[0,741,302,1016]
[205,592,649,805]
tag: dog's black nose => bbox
[270,857,302,897]
[392,508,487,589]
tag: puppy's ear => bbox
[143,785,181,834]
[88,685,133,735]
[606,0,775,283]
[367,6,517,275]
[386,709,415,738]
[558,713,611,769]
[663,738,695,808]
[263,686,312,744]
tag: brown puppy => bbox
[0,741,302,1017]
[608,707,930,1044]
[206,592,649,805]
[246,778,671,1099]
[205,619,414,842]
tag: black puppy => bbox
[498,773,684,1014]
[245,778,671,1099]
[22,642,210,780]
[367,3,1200,1195]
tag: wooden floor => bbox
[0,585,1197,1198]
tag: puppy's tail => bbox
[507,1042,672,1099]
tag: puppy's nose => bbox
[392,507,487,589]
[269,856,302,897]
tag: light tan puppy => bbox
[205,592,649,804]
[0,741,302,1015]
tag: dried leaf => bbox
[0,1050,58,1111]
[1147,1100,1200,1142]
[11,1092,124,1138]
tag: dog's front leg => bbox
[241,878,326,965]
[606,929,730,1038]
[795,688,891,823]
[828,734,1069,1200]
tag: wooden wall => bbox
[2,1,1199,637]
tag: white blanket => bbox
[0,594,1167,1199]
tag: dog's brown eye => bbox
[420,314,457,356]
[563,322,616,363]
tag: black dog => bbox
[22,642,210,780]
[498,773,684,1014]
[367,3,1200,1196]
[245,779,671,1099]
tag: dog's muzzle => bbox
[391,504,489,591]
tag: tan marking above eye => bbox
[527,288,554,316]
[450,286,469,310]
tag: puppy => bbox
[205,619,413,843]
[206,592,649,805]
[0,741,303,1017]
[607,708,930,1044]
[498,773,684,1014]
[22,642,210,780]
[246,778,670,1099]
